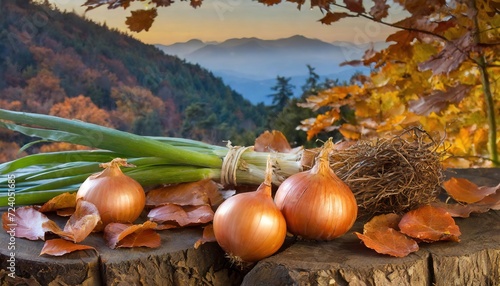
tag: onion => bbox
[77,158,145,231]
[274,139,358,240]
[213,157,287,263]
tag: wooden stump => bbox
[0,168,499,285]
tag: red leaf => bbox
[343,0,365,13]
[254,130,293,153]
[40,239,96,256]
[146,179,221,207]
[63,200,101,243]
[2,206,49,240]
[194,224,216,249]
[442,177,499,204]
[147,204,214,227]
[38,192,77,214]
[103,221,159,249]
[355,228,419,257]
[319,12,352,25]
[125,9,158,32]
[418,32,474,75]
[408,85,472,116]
[399,205,461,242]
[369,0,389,20]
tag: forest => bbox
[0,0,299,162]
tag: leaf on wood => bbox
[474,188,500,210]
[399,205,461,242]
[40,239,96,256]
[355,228,418,257]
[63,200,101,243]
[344,0,365,13]
[363,213,402,233]
[408,85,472,116]
[254,130,292,153]
[418,32,473,75]
[38,192,76,214]
[442,177,499,204]
[430,202,486,218]
[146,179,222,207]
[104,221,160,249]
[319,12,352,25]
[194,224,216,249]
[147,203,214,227]
[369,0,389,20]
[2,206,49,240]
[125,9,158,32]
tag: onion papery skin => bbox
[77,161,145,231]
[274,162,358,240]
[213,185,287,263]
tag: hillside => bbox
[0,0,268,161]
[156,35,371,104]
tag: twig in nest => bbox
[330,128,444,218]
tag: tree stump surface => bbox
[0,168,499,286]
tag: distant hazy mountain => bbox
[156,35,376,104]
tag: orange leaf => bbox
[147,204,214,227]
[63,200,101,243]
[40,238,96,256]
[363,213,401,233]
[398,205,461,242]
[103,221,159,249]
[38,192,77,213]
[319,12,352,25]
[2,206,49,240]
[443,177,499,204]
[146,179,221,208]
[194,224,216,249]
[355,228,418,257]
[254,130,292,153]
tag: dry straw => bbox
[329,128,444,218]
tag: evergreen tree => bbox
[268,76,294,113]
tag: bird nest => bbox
[329,128,445,218]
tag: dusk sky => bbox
[48,0,399,45]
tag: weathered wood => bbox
[241,168,500,286]
[0,218,243,286]
[0,168,499,285]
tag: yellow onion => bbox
[274,139,357,240]
[213,157,286,263]
[77,158,145,231]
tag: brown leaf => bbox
[194,224,216,249]
[2,206,49,240]
[474,189,500,210]
[343,0,365,13]
[355,228,419,257]
[63,200,101,243]
[147,204,214,227]
[319,12,352,25]
[418,31,474,75]
[125,9,158,32]
[363,213,402,233]
[103,221,159,249]
[399,205,461,242]
[40,239,96,256]
[430,201,486,218]
[254,130,292,153]
[408,85,472,116]
[369,0,389,20]
[38,192,77,213]
[442,177,499,204]
[146,179,221,208]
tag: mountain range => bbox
[156,36,382,104]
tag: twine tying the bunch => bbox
[221,141,253,186]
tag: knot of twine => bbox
[221,141,252,186]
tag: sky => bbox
[48,0,399,45]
